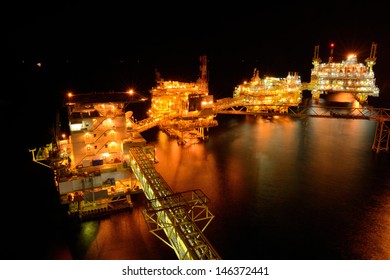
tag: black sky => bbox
[3,1,390,104]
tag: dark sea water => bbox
[5,99,390,260]
[147,112,390,260]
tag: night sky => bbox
[2,0,390,260]
[4,2,390,101]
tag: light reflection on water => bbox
[65,195,178,260]
[150,114,390,260]
[63,113,390,260]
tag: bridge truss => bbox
[214,98,390,154]
[129,146,221,260]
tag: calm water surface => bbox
[52,111,390,260]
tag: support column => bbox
[372,118,390,154]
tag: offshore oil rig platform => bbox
[29,43,388,259]
[308,42,379,103]
[232,68,303,113]
[145,55,218,144]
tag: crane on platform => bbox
[365,42,378,72]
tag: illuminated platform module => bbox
[147,55,218,144]
[232,68,303,113]
[309,42,379,103]
[30,91,153,220]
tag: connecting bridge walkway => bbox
[213,98,390,154]
[128,146,221,260]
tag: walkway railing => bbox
[129,146,221,260]
[213,98,390,153]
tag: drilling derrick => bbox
[198,55,208,94]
